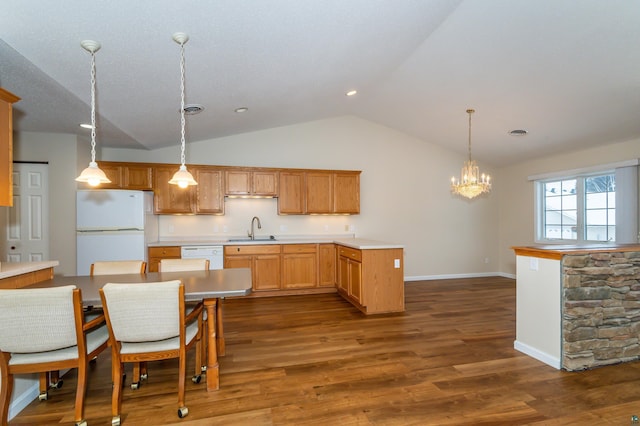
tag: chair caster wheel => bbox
[50,379,63,389]
[192,375,201,384]
[178,406,189,418]
[75,420,88,426]
[140,373,148,381]
[111,415,121,426]
[38,392,48,401]
[201,365,207,373]
[131,382,140,390]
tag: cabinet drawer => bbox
[338,246,361,262]
[225,245,281,255]
[282,244,317,254]
[149,246,181,257]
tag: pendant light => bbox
[75,40,111,186]
[450,109,491,199]
[168,32,197,188]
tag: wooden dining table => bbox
[25,268,252,391]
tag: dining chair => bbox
[99,280,203,424]
[159,258,211,375]
[90,260,147,276]
[0,285,109,426]
[159,258,210,272]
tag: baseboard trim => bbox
[514,340,561,370]
[8,379,39,421]
[405,272,515,282]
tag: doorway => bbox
[0,162,49,262]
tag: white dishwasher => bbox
[180,245,224,270]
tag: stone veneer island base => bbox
[513,245,640,371]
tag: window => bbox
[538,173,615,243]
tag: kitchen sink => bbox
[228,236,277,242]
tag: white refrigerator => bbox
[76,190,158,275]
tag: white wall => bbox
[10,131,81,276]
[104,115,500,279]
[497,137,640,275]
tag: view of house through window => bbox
[541,173,615,242]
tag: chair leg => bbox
[111,356,123,425]
[178,353,187,418]
[0,358,13,426]
[74,361,88,426]
[38,373,48,401]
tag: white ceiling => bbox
[1,0,638,167]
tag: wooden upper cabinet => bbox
[278,171,305,214]
[194,167,224,214]
[153,165,194,214]
[334,172,360,214]
[124,164,153,190]
[306,172,333,214]
[225,169,278,196]
[0,88,20,207]
[96,162,152,190]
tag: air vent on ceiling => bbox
[182,104,204,115]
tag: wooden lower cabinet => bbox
[224,245,281,291]
[318,244,336,287]
[336,245,404,314]
[148,246,181,272]
[282,244,317,289]
[0,267,54,289]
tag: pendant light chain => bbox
[467,108,473,161]
[179,40,186,167]
[89,48,97,163]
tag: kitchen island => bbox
[512,244,640,371]
[0,261,59,289]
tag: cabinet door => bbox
[252,171,278,196]
[349,260,363,303]
[254,255,281,290]
[334,172,360,214]
[195,168,224,214]
[306,172,333,213]
[96,162,123,189]
[278,171,305,214]
[124,165,153,190]
[337,255,349,293]
[224,255,252,270]
[225,170,251,195]
[282,245,317,289]
[153,166,194,214]
[318,244,336,287]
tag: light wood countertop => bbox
[512,244,640,260]
[0,260,59,280]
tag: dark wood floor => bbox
[10,277,640,425]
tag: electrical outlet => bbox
[223,225,228,233]
[484,257,490,264]
[529,257,539,271]
[394,259,400,268]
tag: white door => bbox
[1,163,49,262]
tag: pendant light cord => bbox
[467,109,473,162]
[179,41,186,167]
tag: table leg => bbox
[204,299,219,391]
[216,298,225,356]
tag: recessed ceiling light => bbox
[509,129,528,136]
[345,90,358,97]
[79,123,93,129]
[182,104,204,115]
[234,107,248,113]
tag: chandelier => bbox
[450,109,491,199]
[75,40,111,186]
[168,32,198,188]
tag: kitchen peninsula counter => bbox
[512,244,640,371]
[0,261,59,288]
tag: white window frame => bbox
[530,159,639,245]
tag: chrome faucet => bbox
[248,216,262,240]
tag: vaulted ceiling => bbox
[1,1,638,166]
